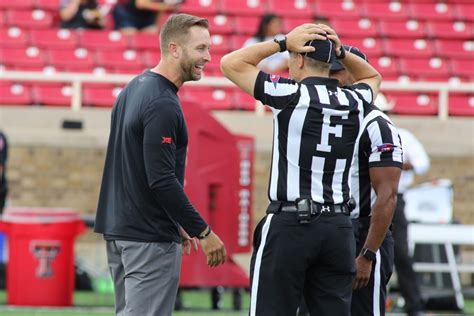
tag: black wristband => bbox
[336,45,346,59]
[197,226,212,240]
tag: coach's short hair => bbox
[160,14,209,54]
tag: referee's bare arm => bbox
[220,24,325,95]
[320,24,382,97]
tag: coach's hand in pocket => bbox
[200,231,227,267]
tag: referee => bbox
[330,47,403,315]
[221,24,381,316]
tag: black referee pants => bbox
[392,194,424,314]
[249,212,356,316]
[351,218,394,316]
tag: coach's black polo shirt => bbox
[95,70,207,243]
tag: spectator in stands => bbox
[112,0,178,34]
[60,0,105,29]
[313,15,330,25]
[243,14,288,73]
[0,131,8,214]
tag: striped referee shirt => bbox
[350,108,403,218]
[254,71,374,205]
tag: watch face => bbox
[274,34,286,42]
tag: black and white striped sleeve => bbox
[365,117,403,168]
[346,82,374,105]
[253,71,300,110]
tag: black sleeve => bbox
[0,133,7,166]
[142,98,207,237]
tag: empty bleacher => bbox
[0,0,472,115]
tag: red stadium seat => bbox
[234,16,260,36]
[384,39,435,58]
[203,52,225,75]
[343,38,383,59]
[374,56,400,78]
[426,21,473,40]
[0,27,28,48]
[0,47,45,69]
[314,1,361,18]
[399,57,449,77]
[331,18,377,38]
[283,17,314,33]
[387,92,438,116]
[378,20,426,39]
[6,10,53,29]
[202,14,234,35]
[0,0,34,10]
[409,2,456,21]
[362,1,409,20]
[449,94,474,116]
[267,0,314,18]
[434,39,474,59]
[210,34,232,53]
[233,90,256,111]
[454,4,474,22]
[47,48,95,71]
[83,86,122,107]
[220,0,266,16]
[32,84,73,106]
[184,87,233,110]
[95,50,144,71]
[78,30,128,51]
[128,32,160,51]
[178,0,219,15]
[450,59,474,78]
[36,0,61,11]
[30,29,78,49]
[142,50,160,68]
[0,82,32,105]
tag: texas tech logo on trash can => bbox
[30,240,61,278]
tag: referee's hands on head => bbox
[286,23,327,54]
[200,231,227,267]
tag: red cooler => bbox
[0,207,85,306]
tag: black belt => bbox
[267,201,350,216]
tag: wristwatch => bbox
[360,247,376,262]
[336,45,346,59]
[197,226,212,240]
[273,34,287,52]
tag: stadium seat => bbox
[409,2,456,21]
[178,0,219,15]
[0,0,34,10]
[184,87,233,110]
[231,35,249,51]
[47,48,95,72]
[128,32,160,51]
[202,15,234,35]
[384,39,435,58]
[374,56,400,78]
[0,47,45,69]
[449,94,474,116]
[331,18,377,38]
[0,82,32,105]
[378,20,426,39]
[426,21,473,40]
[233,90,256,111]
[234,16,260,36]
[450,59,474,78]
[203,52,225,75]
[83,86,122,107]
[0,27,28,48]
[220,0,266,16]
[210,34,232,53]
[343,37,383,59]
[283,17,314,33]
[30,29,78,49]
[387,92,438,116]
[314,1,361,18]
[32,84,73,106]
[267,0,314,18]
[142,50,160,68]
[95,50,144,71]
[454,4,474,22]
[36,0,61,11]
[362,1,409,20]
[399,57,449,77]
[434,39,474,59]
[78,30,128,51]
[6,9,53,29]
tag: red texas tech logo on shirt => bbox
[161,137,172,144]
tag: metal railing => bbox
[1,70,473,120]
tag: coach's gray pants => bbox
[106,240,182,316]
